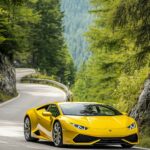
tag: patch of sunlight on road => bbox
[17,83,66,100]
[24,91,64,97]
[0,121,23,138]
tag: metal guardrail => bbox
[22,78,72,101]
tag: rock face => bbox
[0,53,16,100]
[130,78,150,127]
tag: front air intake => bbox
[73,134,99,143]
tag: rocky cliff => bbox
[130,77,150,128]
[0,53,17,102]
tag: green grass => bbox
[22,73,57,81]
[0,91,15,103]
[139,135,150,148]
[138,127,150,148]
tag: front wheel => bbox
[24,117,38,142]
[52,121,63,147]
[121,143,134,148]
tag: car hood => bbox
[64,115,134,129]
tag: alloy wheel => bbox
[53,122,63,147]
[24,117,31,140]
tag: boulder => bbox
[0,53,16,99]
[130,77,150,127]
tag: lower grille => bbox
[73,134,99,143]
[100,138,122,144]
[124,134,138,143]
[73,134,138,144]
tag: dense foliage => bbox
[73,0,150,111]
[73,1,150,146]
[61,0,92,68]
[0,0,74,85]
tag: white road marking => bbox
[0,140,8,144]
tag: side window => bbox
[47,104,60,117]
[100,106,115,116]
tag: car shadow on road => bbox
[36,140,136,149]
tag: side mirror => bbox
[122,112,128,115]
[42,111,52,117]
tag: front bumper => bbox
[73,133,138,145]
[62,123,139,145]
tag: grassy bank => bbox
[0,91,17,103]
[139,135,150,148]
[22,73,57,81]
[138,127,150,148]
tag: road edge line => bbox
[135,146,150,150]
[0,94,20,107]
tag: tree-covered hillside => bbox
[73,0,150,111]
[61,0,92,68]
[73,0,150,147]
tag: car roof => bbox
[36,102,109,110]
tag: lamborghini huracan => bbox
[24,102,139,148]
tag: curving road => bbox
[0,68,149,150]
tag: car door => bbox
[38,104,60,139]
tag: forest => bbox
[0,0,74,85]
[73,0,150,147]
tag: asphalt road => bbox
[0,68,149,150]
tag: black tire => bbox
[121,143,134,148]
[24,116,38,142]
[52,121,63,147]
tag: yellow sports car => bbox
[24,102,139,148]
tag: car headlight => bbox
[71,123,88,130]
[128,123,136,130]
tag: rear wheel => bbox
[52,121,63,147]
[121,143,134,148]
[24,117,38,142]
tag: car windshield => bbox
[59,103,122,116]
